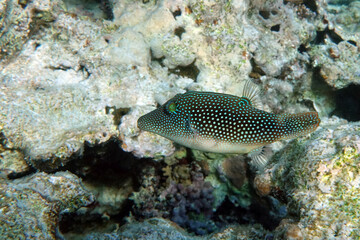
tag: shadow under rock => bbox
[58,137,151,237]
[311,67,360,122]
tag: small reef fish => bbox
[137,81,320,167]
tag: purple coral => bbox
[162,171,216,235]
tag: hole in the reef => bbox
[327,29,343,44]
[313,30,326,44]
[213,197,284,231]
[312,28,344,45]
[59,213,104,234]
[7,166,36,179]
[18,0,28,9]
[259,10,270,19]
[62,0,114,20]
[347,40,357,46]
[48,65,72,71]
[311,67,335,99]
[172,8,182,18]
[34,42,41,50]
[298,44,307,53]
[270,24,280,32]
[59,138,144,236]
[249,58,266,79]
[310,67,360,121]
[64,138,142,187]
[105,106,130,126]
[150,49,165,67]
[300,99,317,111]
[79,64,91,79]
[303,0,317,13]
[169,59,200,81]
[279,66,292,80]
[104,36,110,44]
[100,0,114,21]
[332,84,360,122]
[174,27,186,40]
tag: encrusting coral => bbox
[0,0,359,238]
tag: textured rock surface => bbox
[0,0,358,168]
[0,147,29,177]
[0,171,94,239]
[0,0,61,59]
[85,218,199,240]
[0,0,359,239]
[84,217,270,240]
[264,117,360,239]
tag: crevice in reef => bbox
[311,67,360,122]
[312,27,344,45]
[270,24,280,32]
[249,58,266,79]
[62,0,114,20]
[100,0,114,21]
[150,49,165,67]
[171,8,182,18]
[58,136,288,237]
[7,166,36,180]
[332,84,360,122]
[259,10,270,19]
[297,44,307,53]
[213,197,284,232]
[168,59,200,81]
[174,26,186,40]
[347,40,357,47]
[105,106,130,126]
[59,137,145,237]
[303,0,318,13]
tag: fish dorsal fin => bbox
[241,80,261,108]
[239,96,252,106]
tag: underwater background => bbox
[0,0,359,239]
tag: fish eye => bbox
[168,102,177,113]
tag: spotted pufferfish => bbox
[137,81,320,168]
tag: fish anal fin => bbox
[248,146,271,169]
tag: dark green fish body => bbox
[138,86,320,166]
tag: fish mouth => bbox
[137,109,163,132]
[137,114,150,131]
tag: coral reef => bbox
[131,160,217,235]
[84,217,271,240]
[0,0,358,165]
[269,117,360,238]
[0,146,29,178]
[161,170,216,235]
[0,0,60,60]
[0,171,94,239]
[0,0,359,238]
[86,218,199,240]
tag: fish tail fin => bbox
[278,112,321,140]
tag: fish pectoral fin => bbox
[185,115,196,132]
[248,146,271,169]
[185,115,201,141]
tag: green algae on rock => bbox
[270,117,360,239]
